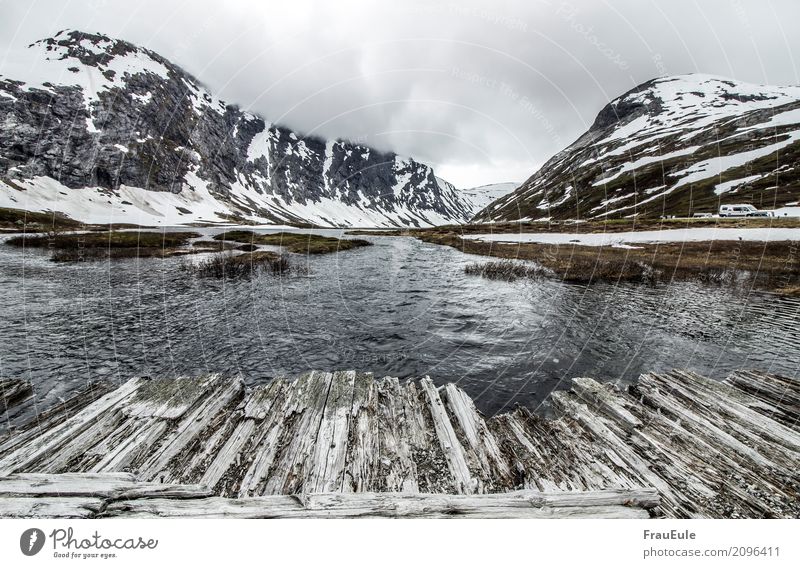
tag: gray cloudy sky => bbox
[2,0,799,187]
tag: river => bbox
[1,227,798,425]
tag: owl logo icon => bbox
[20,528,46,556]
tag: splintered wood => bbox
[0,369,797,519]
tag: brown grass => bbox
[464,260,551,281]
[424,230,800,293]
[6,230,200,249]
[213,230,371,254]
[184,251,291,278]
[6,230,203,262]
[411,216,800,239]
[0,206,82,231]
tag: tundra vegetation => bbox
[213,230,372,254]
[348,218,800,295]
[6,230,202,261]
[183,250,292,279]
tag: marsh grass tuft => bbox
[184,251,292,279]
[464,260,550,281]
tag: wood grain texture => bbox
[0,473,657,519]
[1,368,797,519]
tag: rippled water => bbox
[1,227,799,424]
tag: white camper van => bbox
[719,204,771,217]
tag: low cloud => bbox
[1,0,798,187]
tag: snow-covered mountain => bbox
[0,30,472,227]
[475,74,800,222]
[460,182,519,215]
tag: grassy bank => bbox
[410,216,800,238]
[419,230,800,295]
[0,207,82,232]
[6,230,203,261]
[213,230,371,254]
[0,207,152,233]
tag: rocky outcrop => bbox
[0,30,470,227]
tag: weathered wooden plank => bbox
[0,474,656,519]
[304,371,356,493]
[111,484,215,501]
[0,368,797,519]
[400,381,454,493]
[261,371,333,494]
[101,489,656,519]
[571,377,642,432]
[243,382,285,419]
[29,409,129,473]
[638,373,799,469]
[419,378,476,494]
[125,375,222,419]
[169,403,245,485]
[341,373,380,492]
[724,370,799,429]
[442,383,512,490]
[0,497,104,518]
[559,377,799,518]
[103,500,651,519]
[90,418,169,473]
[136,376,244,482]
[199,421,256,489]
[237,380,292,497]
[0,377,143,475]
[0,472,138,496]
[373,376,418,492]
[0,381,115,457]
[550,391,684,513]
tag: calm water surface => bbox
[1,227,799,425]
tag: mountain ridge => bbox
[474,73,800,222]
[0,30,472,227]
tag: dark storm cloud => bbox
[2,0,799,186]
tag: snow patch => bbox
[465,227,800,247]
[714,174,763,195]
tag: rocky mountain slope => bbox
[0,30,471,227]
[460,182,519,215]
[475,74,800,222]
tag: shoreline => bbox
[394,224,800,296]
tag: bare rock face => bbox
[476,74,800,222]
[0,30,471,227]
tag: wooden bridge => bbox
[0,369,797,518]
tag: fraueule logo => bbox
[20,528,46,556]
